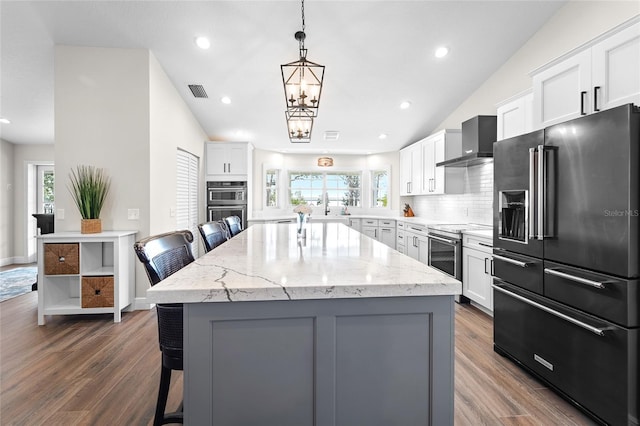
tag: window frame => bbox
[370,168,390,209]
[287,170,363,210]
[263,166,281,209]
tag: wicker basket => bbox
[81,219,102,234]
[81,276,114,308]
[44,243,80,275]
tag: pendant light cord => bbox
[299,0,306,52]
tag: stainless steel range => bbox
[428,223,492,303]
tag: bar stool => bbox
[133,230,195,426]
[197,221,230,252]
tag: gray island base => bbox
[146,223,461,425]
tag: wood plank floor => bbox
[0,289,597,425]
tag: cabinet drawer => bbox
[494,282,637,426]
[379,219,395,227]
[44,243,79,275]
[397,222,405,230]
[362,219,379,226]
[544,261,639,328]
[463,234,493,251]
[81,276,114,308]
[492,250,543,294]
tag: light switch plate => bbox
[127,208,140,220]
[57,208,65,219]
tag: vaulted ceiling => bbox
[1,1,566,154]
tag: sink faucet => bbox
[324,192,330,216]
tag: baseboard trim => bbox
[132,297,154,311]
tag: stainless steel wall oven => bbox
[207,181,247,228]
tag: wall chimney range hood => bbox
[437,115,497,167]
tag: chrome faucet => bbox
[324,192,330,215]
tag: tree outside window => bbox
[288,172,361,208]
[371,170,388,208]
[43,170,55,213]
[265,169,279,207]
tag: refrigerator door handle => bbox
[537,145,545,240]
[493,284,610,336]
[544,268,608,289]
[529,147,536,239]
[493,254,535,268]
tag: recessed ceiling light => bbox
[220,96,231,104]
[435,46,449,58]
[195,36,211,50]
[378,133,388,140]
[0,117,10,124]
[400,101,411,110]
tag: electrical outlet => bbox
[169,207,176,217]
[57,208,65,219]
[127,208,140,220]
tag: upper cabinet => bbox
[531,18,640,129]
[422,130,463,195]
[399,142,421,196]
[206,142,250,181]
[400,129,463,196]
[496,89,533,141]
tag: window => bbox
[177,149,199,257]
[288,172,361,208]
[265,169,279,207]
[371,170,389,208]
[38,165,55,213]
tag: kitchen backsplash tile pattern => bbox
[409,163,493,225]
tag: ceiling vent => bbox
[188,84,208,98]
[324,131,340,141]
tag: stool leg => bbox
[154,364,171,426]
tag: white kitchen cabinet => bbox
[422,130,464,195]
[37,231,137,325]
[205,142,249,181]
[532,17,639,129]
[361,219,396,248]
[399,143,421,195]
[462,233,493,313]
[396,222,406,254]
[496,89,533,140]
[347,218,361,232]
[404,223,429,264]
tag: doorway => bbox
[26,162,54,263]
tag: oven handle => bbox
[428,234,458,245]
[544,268,608,289]
[493,284,609,336]
[493,254,534,268]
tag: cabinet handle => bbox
[492,284,610,336]
[580,91,587,115]
[227,163,231,173]
[593,86,601,112]
[484,258,488,274]
[544,267,609,289]
[478,242,493,248]
[223,163,227,173]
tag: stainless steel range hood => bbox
[437,115,497,167]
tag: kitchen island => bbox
[146,222,461,425]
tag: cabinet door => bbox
[206,143,228,176]
[421,138,436,193]
[532,49,591,129]
[592,21,640,112]
[348,218,361,232]
[361,225,377,240]
[497,91,533,141]
[462,247,493,311]
[410,144,423,195]
[379,227,396,248]
[416,236,429,265]
[399,148,413,196]
[226,144,247,175]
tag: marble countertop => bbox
[146,222,461,304]
[463,228,493,238]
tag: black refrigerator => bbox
[492,103,639,426]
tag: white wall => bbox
[55,45,207,306]
[435,1,640,130]
[0,139,15,265]
[251,149,400,218]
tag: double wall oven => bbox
[206,181,247,229]
[492,104,639,425]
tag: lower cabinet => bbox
[361,219,396,249]
[404,224,429,264]
[462,233,493,312]
[37,231,137,325]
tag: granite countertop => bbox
[146,222,461,304]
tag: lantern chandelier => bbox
[281,0,325,143]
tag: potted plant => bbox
[68,165,111,234]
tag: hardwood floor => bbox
[0,290,597,425]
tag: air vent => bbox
[324,131,340,141]
[188,84,208,98]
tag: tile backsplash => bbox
[406,163,493,225]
